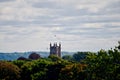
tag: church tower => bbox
[50,43,61,57]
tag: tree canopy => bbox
[0,43,120,80]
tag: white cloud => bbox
[0,0,120,52]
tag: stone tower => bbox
[50,43,61,57]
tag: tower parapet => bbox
[50,42,61,57]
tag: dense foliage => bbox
[0,45,120,80]
[83,49,120,80]
[0,61,21,80]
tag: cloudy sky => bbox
[0,0,120,52]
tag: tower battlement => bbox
[50,43,61,57]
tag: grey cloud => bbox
[0,14,120,30]
[30,1,96,16]
[0,26,37,36]
[0,0,15,2]
[1,0,119,28]
[0,20,29,26]
[53,15,120,26]
[107,1,120,9]
[52,24,120,39]
[54,8,95,17]
[0,20,59,28]
[0,0,120,52]
[99,1,120,14]
[31,1,60,9]
[0,19,54,27]
[30,0,75,10]
[48,1,120,17]
[0,29,38,36]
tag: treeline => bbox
[0,47,120,80]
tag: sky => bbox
[0,0,120,52]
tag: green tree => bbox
[73,52,88,62]
[59,63,87,80]
[84,49,120,80]
[12,60,27,68]
[0,61,21,80]
[46,57,70,80]
[48,54,62,62]
[21,59,52,80]
[118,41,120,49]
[62,55,73,61]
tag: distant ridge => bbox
[0,51,75,61]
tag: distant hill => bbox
[0,51,75,61]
